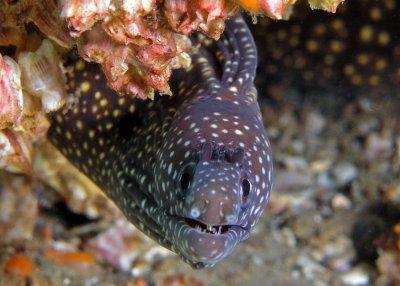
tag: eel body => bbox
[48,16,273,269]
[253,0,400,96]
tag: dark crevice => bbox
[118,113,144,140]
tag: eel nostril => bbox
[190,207,201,218]
[226,214,236,224]
[219,202,237,224]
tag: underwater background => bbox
[1,0,400,285]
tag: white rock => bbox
[332,162,358,186]
[332,193,352,209]
[341,268,370,286]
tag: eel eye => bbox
[180,172,191,191]
[178,163,196,192]
[240,175,253,207]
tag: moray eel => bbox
[252,0,400,95]
[48,16,273,269]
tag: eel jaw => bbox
[121,188,249,268]
[164,215,250,269]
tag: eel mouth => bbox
[184,218,232,235]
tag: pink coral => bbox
[0,39,63,173]
[0,54,23,130]
[0,129,32,174]
[164,0,233,39]
[259,0,293,19]
[60,0,234,99]
[62,0,190,98]
[61,0,111,37]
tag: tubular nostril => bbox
[190,207,201,218]
[220,202,237,224]
[226,214,237,224]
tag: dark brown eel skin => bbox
[47,15,273,269]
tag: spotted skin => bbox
[253,0,400,94]
[48,16,273,269]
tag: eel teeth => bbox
[185,218,231,234]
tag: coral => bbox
[0,129,32,174]
[18,39,66,112]
[164,0,231,38]
[0,39,64,174]
[61,0,213,99]
[0,0,70,174]
[308,0,345,13]
[232,0,343,18]
[0,0,73,50]
[232,0,295,19]
[0,54,23,130]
